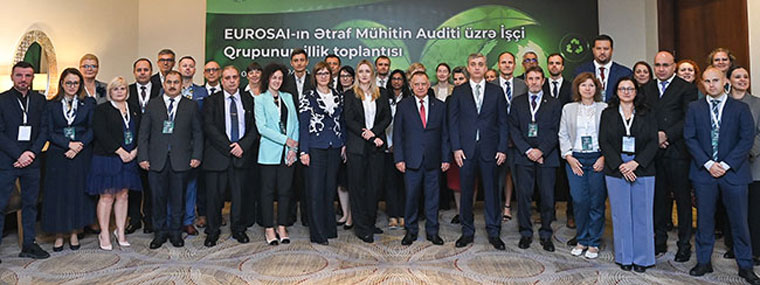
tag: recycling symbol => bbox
[558,34,588,62]
[566,38,584,55]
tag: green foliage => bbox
[332,20,412,69]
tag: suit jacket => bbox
[298,88,345,154]
[137,96,203,172]
[558,101,608,158]
[203,90,258,170]
[393,96,450,170]
[0,89,49,169]
[642,76,698,159]
[46,97,96,151]
[542,77,573,106]
[281,70,314,110]
[574,61,632,102]
[684,97,754,185]
[87,80,108,105]
[508,92,561,167]
[490,77,527,113]
[739,93,760,181]
[150,73,164,92]
[92,101,141,156]
[128,82,161,113]
[599,106,658,177]
[182,84,210,111]
[448,81,509,161]
[344,88,392,155]
[254,90,299,164]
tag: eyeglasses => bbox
[205,68,220,73]
[158,58,175,63]
[523,58,538,63]
[64,81,80,86]
[80,64,98,69]
[391,77,404,81]
[316,71,331,77]
[339,74,353,78]
[617,87,636,93]
[714,57,730,62]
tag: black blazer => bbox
[202,91,258,171]
[642,76,698,159]
[46,97,96,151]
[281,70,314,109]
[92,101,141,156]
[344,88,392,155]
[508,93,561,167]
[542,78,573,106]
[137,96,203,172]
[0,89,48,169]
[128,82,161,112]
[150,73,164,92]
[599,106,658,177]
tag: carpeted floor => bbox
[0,202,749,284]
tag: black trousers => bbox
[306,148,340,243]
[287,161,308,226]
[749,181,760,256]
[195,168,206,218]
[148,159,187,239]
[205,166,247,235]
[515,163,556,240]
[128,168,152,226]
[244,162,261,227]
[260,163,295,228]
[384,152,405,218]
[347,151,384,237]
[0,167,41,247]
[654,157,692,251]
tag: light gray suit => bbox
[739,93,760,181]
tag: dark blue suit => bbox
[448,81,508,237]
[574,61,632,102]
[394,96,450,236]
[508,91,561,240]
[0,88,48,247]
[684,96,755,269]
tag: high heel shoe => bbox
[265,229,279,246]
[53,242,64,252]
[98,234,113,251]
[278,229,290,244]
[113,230,131,247]
[343,223,354,230]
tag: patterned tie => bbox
[475,84,483,113]
[230,96,239,142]
[660,81,669,97]
[552,81,558,98]
[419,99,426,128]
[531,95,538,110]
[505,81,512,102]
[599,67,606,84]
[710,99,720,160]
[167,98,175,120]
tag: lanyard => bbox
[112,101,131,129]
[709,98,725,128]
[62,97,78,126]
[529,94,543,122]
[166,98,178,121]
[17,96,29,124]
[618,106,635,136]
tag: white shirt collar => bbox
[657,73,676,85]
[224,89,240,100]
[499,76,513,87]
[469,78,485,92]
[593,60,612,71]
[706,93,727,104]
[163,94,181,104]
[138,81,152,90]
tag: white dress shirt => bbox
[703,93,731,171]
[224,90,246,141]
[362,93,376,130]
[205,83,220,96]
[593,60,612,88]
[572,103,600,153]
[137,82,153,111]
[162,94,181,120]
[548,77,564,98]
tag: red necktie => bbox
[419,99,426,128]
[599,67,606,87]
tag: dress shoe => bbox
[337,219,346,226]
[314,240,328,245]
[183,225,199,236]
[169,236,184,247]
[52,244,64,252]
[540,238,555,252]
[113,230,131,247]
[374,227,384,234]
[204,234,219,247]
[620,264,632,271]
[195,216,207,228]
[488,236,506,250]
[451,215,460,224]
[567,236,578,246]
[149,237,167,249]
[633,264,646,273]
[518,236,532,249]
[98,234,113,251]
[69,243,80,251]
[19,243,50,259]
[674,247,691,262]
[232,232,250,244]
[566,217,576,229]
[739,268,760,285]
[125,222,142,234]
[427,235,444,245]
[343,223,354,230]
[357,234,374,243]
[277,232,290,244]
[689,263,713,276]
[401,232,417,245]
[455,235,474,248]
[143,223,154,234]
[724,248,735,259]
[654,246,667,257]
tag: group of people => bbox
[0,34,758,284]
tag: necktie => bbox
[419,99,426,128]
[140,86,147,112]
[710,99,720,160]
[380,79,385,87]
[209,87,216,95]
[552,81,558,98]
[505,81,512,102]
[531,95,538,110]
[167,98,175,119]
[660,81,669,97]
[599,67,606,83]
[230,96,239,142]
[475,84,482,113]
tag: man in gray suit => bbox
[138,70,203,249]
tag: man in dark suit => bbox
[202,66,259,247]
[684,67,760,284]
[448,53,509,250]
[509,66,561,252]
[150,49,176,92]
[325,54,341,89]
[643,51,698,261]
[394,71,450,246]
[574,35,632,102]
[281,48,313,227]
[138,70,203,249]
[126,58,161,235]
[0,61,50,260]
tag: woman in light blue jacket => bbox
[254,63,299,245]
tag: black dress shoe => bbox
[674,247,691,262]
[70,243,80,251]
[689,263,713,276]
[337,220,346,226]
[451,215,460,224]
[125,222,142,234]
[204,234,219,247]
[455,235,474,248]
[343,224,354,230]
[620,264,632,271]
[374,227,384,234]
[143,223,154,234]
[739,268,760,285]
[149,237,167,249]
[314,240,329,245]
[540,238,555,252]
[566,236,578,246]
[754,256,760,266]
[633,264,646,273]
[232,232,250,244]
[518,236,532,249]
[488,236,506,250]
[427,235,444,245]
[52,244,63,252]
[654,246,667,257]
[19,243,50,259]
[357,234,374,243]
[724,248,735,259]
[170,236,184,248]
[401,232,417,245]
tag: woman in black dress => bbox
[42,68,96,251]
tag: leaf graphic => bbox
[207,0,390,15]
[420,5,537,74]
[332,20,412,69]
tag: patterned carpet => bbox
[0,203,750,284]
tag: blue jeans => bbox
[565,152,606,247]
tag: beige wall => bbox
[599,0,659,68]
[749,0,759,92]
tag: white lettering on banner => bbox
[223,28,309,40]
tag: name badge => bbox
[162,120,175,134]
[63,127,76,140]
[622,136,635,153]
[528,123,538,138]
[124,131,134,145]
[18,126,31,141]
[581,136,592,151]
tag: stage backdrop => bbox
[206,0,599,81]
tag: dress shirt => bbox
[224,90,246,142]
[386,93,404,149]
[138,82,153,110]
[593,60,612,88]
[498,76,514,104]
[376,76,388,88]
[205,83,220,95]
[549,77,564,98]
[656,74,676,96]
[469,79,486,106]
[703,93,731,171]
[362,93,376,130]
[571,103,600,153]
[294,72,306,99]
[162,94,181,120]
